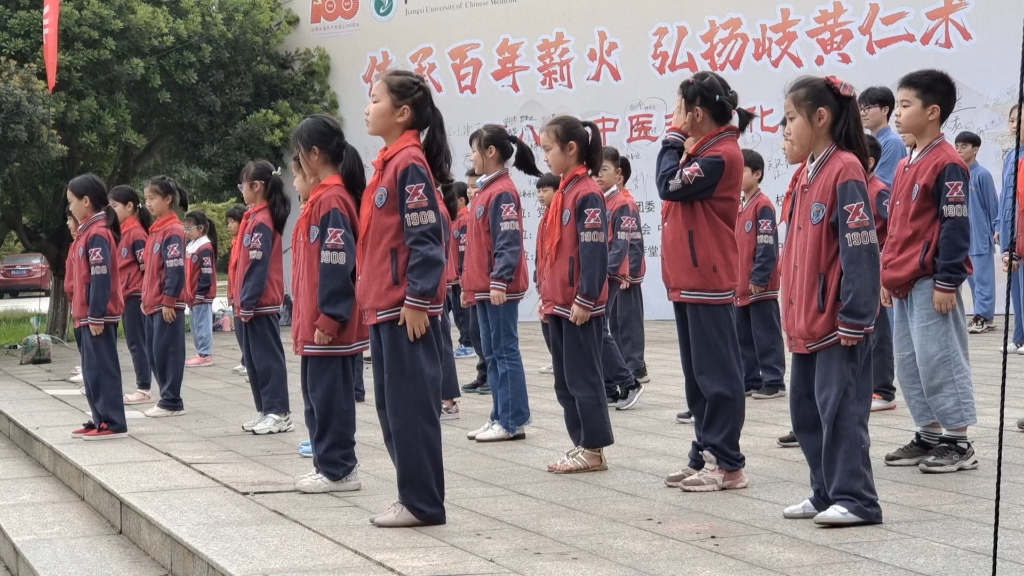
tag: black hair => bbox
[536,173,561,190]
[438,182,460,221]
[68,173,121,243]
[741,149,765,183]
[541,115,603,175]
[786,76,870,171]
[954,130,981,148]
[1013,104,1020,116]
[898,69,958,124]
[858,86,897,121]
[379,69,453,186]
[468,124,543,178]
[866,134,882,171]
[453,181,469,204]
[184,210,219,259]
[225,205,246,223]
[679,71,755,132]
[240,160,291,234]
[292,114,367,207]
[465,167,480,178]
[619,157,632,187]
[602,146,627,186]
[145,175,190,213]
[109,184,152,232]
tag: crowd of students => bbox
[59,65,1024,529]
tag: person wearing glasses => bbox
[859,86,907,187]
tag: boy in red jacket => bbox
[882,70,976,474]
[864,135,896,413]
[734,149,785,400]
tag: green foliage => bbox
[0,231,26,260]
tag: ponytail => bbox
[541,116,604,176]
[468,124,543,177]
[104,205,122,244]
[679,71,755,133]
[291,114,367,207]
[380,69,453,186]
[340,142,367,209]
[184,210,219,257]
[439,182,459,220]
[786,76,870,172]
[67,173,120,242]
[240,160,292,234]
[579,121,604,175]
[145,175,189,213]
[110,185,153,232]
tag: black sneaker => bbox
[355,395,365,403]
[461,379,485,393]
[676,411,693,424]
[919,441,979,473]
[615,384,644,410]
[884,435,934,466]
[777,431,799,447]
[606,391,621,405]
[477,383,491,395]
[752,388,787,400]
[634,366,650,384]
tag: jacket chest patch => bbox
[476,205,485,219]
[405,183,428,208]
[191,255,199,263]
[912,184,920,201]
[121,247,129,258]
[309,226,319,243]
[374,187,388,208]
[744,220,753,233]
[810,203,826,225]
[562,209,571,226]
[152,242,161,254]
[78,246,84,258]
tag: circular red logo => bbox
[330,0,359,20]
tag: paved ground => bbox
[4,319,1024,575]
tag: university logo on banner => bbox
[372,0,395,22]
[310,0,361,38]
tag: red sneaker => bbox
[82,423,127,441]
[71,421,97,438]
[185,355,214,367]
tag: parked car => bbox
[0,253,52,298]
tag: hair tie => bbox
[271,167,283,177]
[824,76,856,98]
[715,94,720,102]
[507,133,518,144]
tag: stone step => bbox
[0,435,168,576]
[0,374,391,576]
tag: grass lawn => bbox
[0,311,126,347]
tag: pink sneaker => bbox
[185,355,214,367]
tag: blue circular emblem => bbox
[810,202,827,225]
[243,233,252,248]
[152,242,161,254]
[309,226,319,243]
[121,247,128,258]
[744,220,753,233]
[191,255,198,263]
[78,246,84,258]
[912,184,920,201]
[374,187,388,208]
[453,230,460,238]
[476,205,485,219]
[562,209,571,226]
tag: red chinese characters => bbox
[743,104,782,134]
[588,115,620,146]
[753,7,806,69]
[805,1,857,66]
[626,113,658,144]
[407,44,444,94]
[859,2,917,56]
[447,41,485,96]
[490,35,531,94]
[585,27,623,85]
[535,29,577,92]
[699,15,751,72]
[362,48,395,96]
[921,0,974,49]
[649,22,699,77]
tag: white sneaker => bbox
[870,395,897,412]
[242,412,264,432]
[69,372,84,384]
[295,471,361,493]
[813,504,871,526]
[369,501,401,524]
[252,413,294,435]
[71,365,82,375]
[372,502,426,528]
[232,364,247,374]
[538,364,554,374]
[1017,346,1024,356]
[144,406,186,418]
[783,499,819,519]
[1003,343,1022,353]
[475,423,517,442]
[467,422,493,440]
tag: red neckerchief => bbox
[150,212,181,234]
[357,130,423,264]
[121,216,140,235]
[541,164,590,277]
[296,174,344,250]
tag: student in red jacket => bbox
[360,69,451,528]
[142,176,189,418]
[734,149,785,400]
[183,210,218,368]
[780,76,881,526]
[611,157,648,385]
[656,72,753,492]
[864,135,897,413]
[538,116,613,474]
[594,147,644,410]
[235,160,292,435]
[225,205,247,376]
[882,70,976,474]
[462,124,541,443]
[110,186,154,405]
[448,182,474,358]
[290,114,368,493]
[65,214,86,390]
[437,181,462,420]
[67,174,128,440]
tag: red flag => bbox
[43,0,61,92]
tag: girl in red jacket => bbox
[462,124,542,443]
[65,213,83,389]
[360,69,451,528]
[290,114,368,493]
[537,116,613,473]
[110,186,154,405]
[225,205,247,376]
[183,210,219,367]
[656,71,753,493]
[235,160,292,435]
[67,174,128,440]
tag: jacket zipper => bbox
[817,273,826,313]
[390,248,399,285]
[568,256,575,287]
[688,230,699,267]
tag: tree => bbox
[0,0,336,338]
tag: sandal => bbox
[549,448,608,474]
[547,446,583,472]
[123,390,154,405]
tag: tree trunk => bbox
[46,278,70,343]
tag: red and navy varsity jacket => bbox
[185,236,217,306]
[356,147,447,324]
[232,202,284,319]
[142,214,187,314]
[881,136,971,298]
[452,206,469,279]
[462,169,529,301]
[867,173,891,251]
[64,239,77,319]
[117,216,147,298]
[72,213,124,326]
[604,186,634,283]
[539,172,609,318]
[734,189,780,306]
[620,188,646,284]
[656,126,742,304]
[291,175,368,356]
[780,146,880,353]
